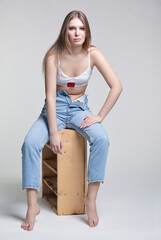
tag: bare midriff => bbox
[56,84,88,101]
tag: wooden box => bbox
[42,129,87,215]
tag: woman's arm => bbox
[44,54,63,155]
[44,54,58,135]
[93,47,123,121]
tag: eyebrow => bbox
[68,25,84,28]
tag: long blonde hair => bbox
[42,10,95,74]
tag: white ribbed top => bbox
[56,48,92,87]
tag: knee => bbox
[91,126,110,147]
[99,130,110,147]
[21,135,39,153]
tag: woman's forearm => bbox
[46,98,58,135]
[98,87,123,121]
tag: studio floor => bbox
[0,178,160,240]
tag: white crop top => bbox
[56,48,92,87]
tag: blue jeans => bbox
[21,90,110,191]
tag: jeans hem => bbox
[22,186,40,191]
[87,180,104,184]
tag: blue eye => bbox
[69,27,85,30]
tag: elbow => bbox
[46,95,56,103]
[46,93,56,100]
[118,87,123,97]
[120,85,123,93]
[112,85,123,94]
[117,83,123,93]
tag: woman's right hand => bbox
[49,132,63,155]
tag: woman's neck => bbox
[68,46,85,56]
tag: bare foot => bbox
[84,196,99,227]
[21,204,40,231]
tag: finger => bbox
[51,149,56,154]
[60,141,63,150]
[84,117,89,121]
[52,149,57,154]
[52,146,58,154]
[57,144,62,153]
[79,122,85,128]
[58,149,63,154]
[80,119,90,128]
[50,145,55,151]
[81,124,87,128]
[83,121,94,128]
[56,145,60,154]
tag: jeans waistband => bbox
[72,94,88,103]
[56,90,69,96]
[56,90,88,110]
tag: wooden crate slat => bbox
[42,129,87,215]
[43,159,57,174]
[43,176,57,195]
[43,195,57,213]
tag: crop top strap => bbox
[88,48,90,67]
[58,53,60,67]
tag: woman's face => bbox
[67,18,86,47]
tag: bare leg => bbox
[84,181,101,227]
[21,189,40,231]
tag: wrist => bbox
[97,114,103,122]
[50,130,58,136]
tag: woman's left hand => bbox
[79,114,103,129]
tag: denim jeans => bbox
[21,90,110,191]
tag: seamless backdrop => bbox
[0,0,160,239]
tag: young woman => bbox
[21,10,123,231]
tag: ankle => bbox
[28,203,39,208]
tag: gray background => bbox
[0,0,160,239]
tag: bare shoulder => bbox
[44,49,58,83]
[45,49,58,67]
[89,46,99,53]
[89,46,123,90]
[89,46,106,68]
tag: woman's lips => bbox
[74,38,81,41]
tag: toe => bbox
[24,224,29,230]
[21,223,28,230]
[27,223,34,231]
[94,221,97,226]
[89,218,99,227]
[89,220,94,227]
[94,219,99,226]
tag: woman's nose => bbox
[75,29,80,35]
